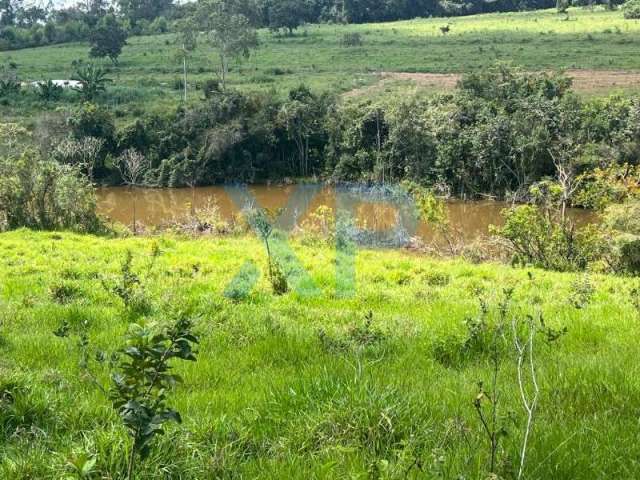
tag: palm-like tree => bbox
[72,62,112,101]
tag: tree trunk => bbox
[183,45,188,103]
[131,187,137,235]
[220,52,227,90]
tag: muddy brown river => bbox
[97,185,594,243]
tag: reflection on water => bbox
[97,185,594,243]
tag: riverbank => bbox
[1,229,639,478]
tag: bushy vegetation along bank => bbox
[5,65,639,197]
[0,229,639,478]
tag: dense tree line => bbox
[0,0,174,51]
[0,0,627,51]
[49,66,637,202]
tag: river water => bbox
[96,185,594,243]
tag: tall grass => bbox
[0,229,639,477]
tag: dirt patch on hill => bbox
[346,70,640,97]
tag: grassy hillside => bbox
[1,229,639,478]
[3,7,640,123]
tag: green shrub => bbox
[269,258,289,295]
[620,239,640,274]
[495,205,604,271]
[36,80,63,102]
[623,0,640,19]
[603,200,640,235]
[0,151,102,232]
[603,200,640,274]
[68,103,116,146]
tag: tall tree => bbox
[175,19,198,103]
[118,0,173,24]
[0,0,20,26]
[15,5,46,27]
[82,0,109,27]
[89,14,128,65]
[268,0,307,35]
[196,0,259,90]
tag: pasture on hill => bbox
[3,7,640,124]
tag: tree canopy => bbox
[89,13,128,64]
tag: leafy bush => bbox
[495,205,604,271]
[0,151,102,232]
[603,200,640,274]
[623,0,640,18]
[110,318,198,479]
[269,258,289,295]
[620,240,640,274]
[72,62,113,101]
[0,60,20,97]
[574,164,640,210]
[103,250,151,316]
[603,199,640,235]
[569,275,595,309]
[68,103,116,146]
[36,80,63,102]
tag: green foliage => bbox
[72,62,113,102]
[118,0,173,25]
[0,374,52,439]
[574,164,640,210]
[89,14,128,65]
[495,203,604,271]
[602,199,640,273]
[110,317,198,479]
[195,0,259,89]
[36,79,63,102]
[65,453,97,479]
[224,260,259,301]
[0,150,102,232]
[326,65,585,194]
[103,250,150,316]
[569,275,595,309]
[433,291,502,367]
[268,258,288,295]
[0,58,19,96]
[68,103,116,149]
[50,281,81,304]
[620,239,640,274]
[623,0,640,18]
[603,198,640,236]
[268,0,307,35]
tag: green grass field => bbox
[3,7,640,124]
[1,229,640,478]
